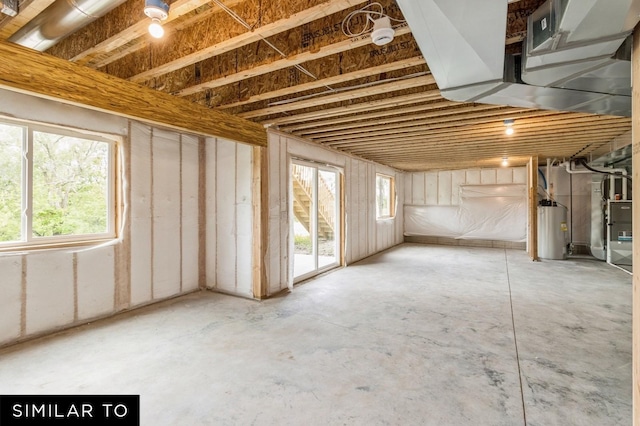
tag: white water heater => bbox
[538,205,568,260]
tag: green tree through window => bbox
[0,120,114,247]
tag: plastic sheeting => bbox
[404,184,527,242]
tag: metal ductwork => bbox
[9,0,128,51]
[396,0,640,117]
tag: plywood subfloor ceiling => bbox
[0,0,631,171]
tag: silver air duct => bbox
[9,0,128,51]
[396,0,640,117]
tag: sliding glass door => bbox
[291,160,341,281]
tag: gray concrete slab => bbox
[0,244,631,425]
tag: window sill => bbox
[0,238,118,255]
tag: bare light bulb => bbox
[505,126,514,136]
[149,19,164,38]
[501,157,509,167]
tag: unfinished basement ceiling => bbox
[0,0,632,171]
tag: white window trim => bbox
[0,118,119,251]
[376,173,396,220]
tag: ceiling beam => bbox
[265,90,439,127]
[0,41,266,146]
[238,75,435,119]
[279,100,462,133]
[217,56,426,110]
[0,0,56,39]
[301,105,518,138]
[130,0,368,84]
[174,25,413,96]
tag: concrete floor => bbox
[0,244,631,425]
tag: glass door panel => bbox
[291,161,340,281]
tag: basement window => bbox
[0,119,117,250]
[376,173,395,219]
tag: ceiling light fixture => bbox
[341,2,405,47]
[504,119,515,136]
[502,157,509,167]
[144,0,170,39]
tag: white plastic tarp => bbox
[404,184,527,242]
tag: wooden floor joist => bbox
[0,41,267,147]
[131,0,369,84]
[174,25,413,97]
[218,56,427,110]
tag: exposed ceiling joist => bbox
[0,0,56,39]
[218,56,426,110]
[129,0,367,84]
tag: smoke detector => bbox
[371,16,395,46]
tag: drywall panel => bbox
[235,143,254,297]
[438,171,453,205]
[0,255,22,344]
[497,168,514,184]
[205,138,217,291]
[412,173,425,205]
[26,252,74,335]
[129,123,153,306]
[451,170,466,206]
[152,129,181,300]
[181,135,200,292]
[466,169,481,184]
[215,139,238,294]
[481,169,497,184]
[77,246,115,320]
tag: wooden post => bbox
[631,24,640,426]
[528,156,539,261]
[252,146,268,299]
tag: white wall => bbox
[405,167,527,206]
[205,138,255,298]
[0,90,272,347]
[266,131,404,296]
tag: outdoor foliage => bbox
[0,122,110,243]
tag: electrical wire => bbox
[341,2,406,38]
[576,158,633,182]
[209,0,325,84]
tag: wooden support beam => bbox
[252,146,268,299]
[265,90,439,127]
[0,0,56,39]
[174,25,413,96]
[238,75,436,119]
[528,156,539,261]
[68,0,224,66]
[0,41,266,146]
[218,56,427,110]
[131,0,368,84]
[294,103,501,136]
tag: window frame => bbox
[0,117,119,251]
[375,173,396,220]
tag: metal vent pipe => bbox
[9,0,128,51]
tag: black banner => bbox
[0,395,139,426]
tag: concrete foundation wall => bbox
[266,131,404,295]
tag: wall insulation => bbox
[0,89,254,347]
[266,131,404,296]
[404,167,528,244]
